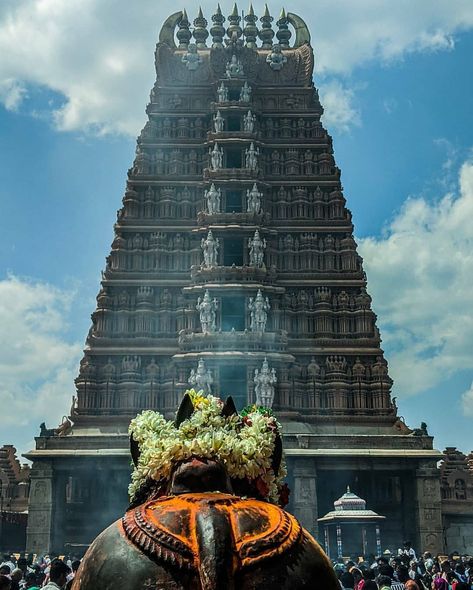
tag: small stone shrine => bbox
[318,487,385,559]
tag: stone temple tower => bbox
[26,5,443,554]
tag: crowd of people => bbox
[0,555,79,590]
[333,543,473,590]
[0,544,472,589]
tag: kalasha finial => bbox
[243,3,258,48]
[211,4,226,48]
[259,4,275,49]
[176,9,192,49]
[193,6,209,48]
[276,7,292,48]
[227,3,243,40]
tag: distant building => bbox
[318,487,385,559]
[0,445,30,552]
[440,447,473,554]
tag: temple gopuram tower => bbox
[26,6,443,555]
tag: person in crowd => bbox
[21,572,40,590]
[0,575,11,590]
[42,560,70,590]
[377,575,393,589]
[9,569,22,590]
[340,572,356,590]
[363,582,378,590]
[399,542,417,561]
[0,568,9,578]
[404,580,420,590]
[64,561,80,590]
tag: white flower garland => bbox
[128,390,287,504]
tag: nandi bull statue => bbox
[72,390,339,590]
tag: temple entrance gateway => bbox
[26,5,444,554]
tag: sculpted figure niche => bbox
[217,81,229,102]
[204,183,221,214]
[244,110,256,133]
[245,142,259,170]
[249,289,270,333]
[213,110,224,133]
[209,143,224,170]
[248,229,266,267]
[196,290,218,334]
[201,230,219,268]
[254,358,277,407]
[181,43,203,71]
[240,81,252,102]
[247,183,263,213]
[188,359,213,393]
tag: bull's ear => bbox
[221,396,238,417]
[175,393,194,427]
[130,434,140,467]
[271,433,283,474]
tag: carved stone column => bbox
[414,460,444,554]
[26,460,54,554]
[292,457,319,538]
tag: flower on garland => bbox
[128,389,288,506]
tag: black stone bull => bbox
[72,397,339,590]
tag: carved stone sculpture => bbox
[245,142,259,170]
[243,110,256,133]
[209,143,223,170]
[196,290,218,334]
[188,359,213,393]
[217,81,229,102]
[181,43,203,71]
[266,43,288,70]
[72,394,340,590]
[248,289,270,333]
[204,183,221,214]
[201,230,219,268]
[248,230,266,267]
[213,110,224,133]
[246,183,262,213]
[240,81,252,102]
[226,54,245,78]
[254,358,277,407]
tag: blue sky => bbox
[0,1,472,458]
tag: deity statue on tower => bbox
[240,81,252,102]
[245,142,259,170]
[226,54,245,78]
[248,290,270,334]
[243,110,256,133]
[254,358,277,408]
[266,44,287,71]
[181,44,203,71]
[209,143,224,170]
[204,183,221,214]
[188,359,213,394]
[201,230,219,268]
[217,82,228,102]
[213,110,224,133]
[196,290,218,334]
[246,183,263,214]
[248,229,266,267]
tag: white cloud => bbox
[461,382,473,417]
[1,1,473,135]
[358,156,473,397]
[0,275,82,428]
[319,80,361,133]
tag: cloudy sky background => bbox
[1,0,473,457]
